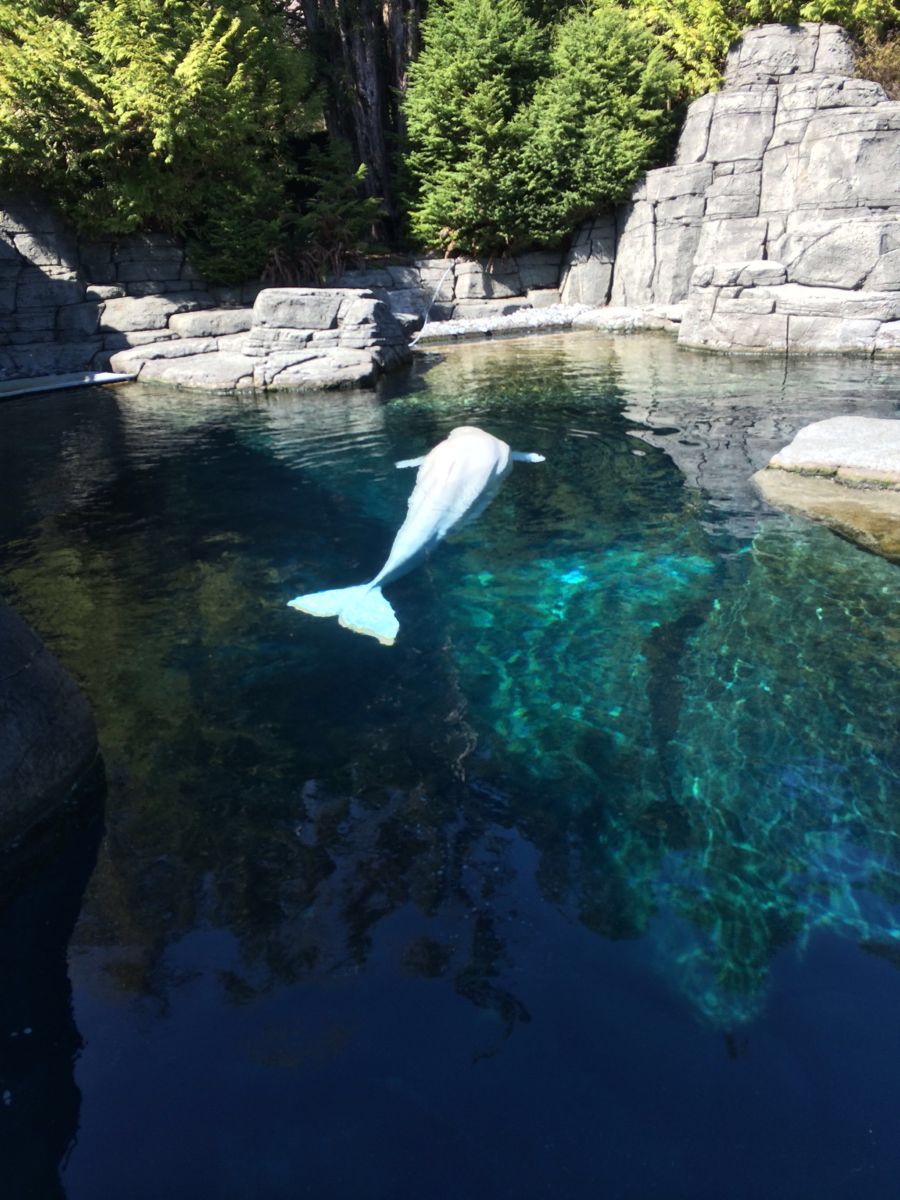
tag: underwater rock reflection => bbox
[1,336,898,1041]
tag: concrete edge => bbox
[0,371,137,400]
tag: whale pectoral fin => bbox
[510,451,546,463]
[395,456,426,469]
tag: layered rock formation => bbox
[571,22,900,354]
[0,196,221,381]
[108,288,412,391]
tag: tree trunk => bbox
[297,0,422,231]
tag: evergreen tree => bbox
[402,0,548,255]
[403,0,682,255]
[518,1,683,244]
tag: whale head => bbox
[447,425,501,442]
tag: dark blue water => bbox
[1,331,898,1199]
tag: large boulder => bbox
[244,288,412,374]
[111,288,413,392]
[0,600,99,851]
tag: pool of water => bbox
[1,331,899,1198]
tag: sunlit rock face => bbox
[598,23,900,354]
[107,288,413,392]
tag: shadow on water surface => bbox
[0,331,898,1196]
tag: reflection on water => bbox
[1,331,899,1195]
[0,815,101,1199]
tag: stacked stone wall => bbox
[79,232,209,299]
[584,22,900,354]
[0,195,230,381]
[0,197,100,380]
[332,251,562,326]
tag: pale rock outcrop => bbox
[753,416,900,559]
[110,288,412,392]
[766,415,900,485]
[245,288,410,373]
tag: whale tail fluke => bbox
[288,584,399,646]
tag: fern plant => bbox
[0,0,318,283]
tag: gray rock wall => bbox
[0,195,220,381]
[558,219,616,305]
[331,251,563,326]
[0,196,100,381]
[601,23,900,354]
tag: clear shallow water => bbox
[0,331,898,1198]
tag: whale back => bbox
[404,427,511,536]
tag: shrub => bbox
[266,139,385,283]
[402,0,549,255]
[0,0,317,283]
[742,0,897,35]
[632,0,742,96]
[517,2,684,244]
[856,29,900,97]
[631,0,899,99]
[403,0,682,256]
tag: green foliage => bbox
[0,0,317,283]
[856,28,900,96]
[632,0,744,95]
[743,0,897,34]
[402,0,549,255]
[267,139,385,283]
[403,0,682,255]
[632,0,900,98]
[518,2,683,244]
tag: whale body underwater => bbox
[288,425,545,645]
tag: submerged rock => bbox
[0,600,100,854]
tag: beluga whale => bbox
[288,425,545,645]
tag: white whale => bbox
[288,425,545,645]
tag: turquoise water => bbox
[1,331,899,1197]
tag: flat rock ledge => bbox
[753,416,900,561]
[413,302,682,342]
[108,288,412,392]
